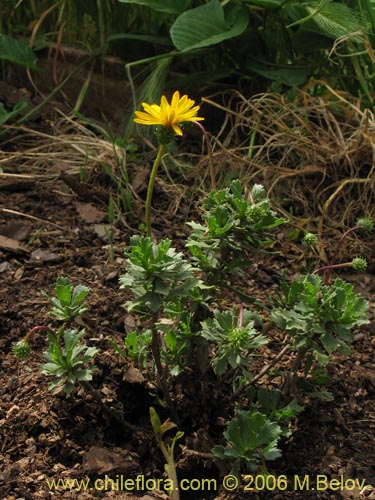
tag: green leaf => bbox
[75,369,94,381]
[165,330,177,351]
[170,0,249,52]
[247,62,310,86]
[117,0,191,14]
[320,331,338,354]
[124,332,139,356]
[0,100,28,125]
[150,407,162,434]
[55,277,73,306]
[227,412,281,451]
[0,35,38,69]
[313,347,330,365]
[241,0,286,7]
[71,284,90,306]
[286,2,367,42]
[107,33,172,46]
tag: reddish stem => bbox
[313,261,352,278]
[24,325,53,342]
[193,120,217,191]
[324,225,360,283]
[329,226,360,266]
[246,187,255,205]
[238,304,244,328]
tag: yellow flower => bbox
[134,90,204,136]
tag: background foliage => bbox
[2,0,375,107]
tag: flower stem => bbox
[24,325,53,342]
[145,144,165,237]
[313,261,353,280]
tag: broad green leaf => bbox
[170,0,249,52]
[286,2,367,42]
[107,33,172,46]
[286,0,331,28]
[292,30,333,54]
[165,330,177,351]
[247,62,310,86]
[0,35,38,69]
[117,0,191,14]
[226,411,282,451]
[241,0,286,7]
[258,388,280,411]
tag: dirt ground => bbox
[1,116,375,500]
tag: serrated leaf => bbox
[55,277,73,306]
[313,347,330,365]
[226,411,282,452]
[71,285,90,306]
[320,331,338,354]
[76,369,95,381]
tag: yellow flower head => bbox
[134,90,204,136]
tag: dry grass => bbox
[1,88,375,236]
[0,113,125,177]
[204,85,375,233]
[0,112,191,216]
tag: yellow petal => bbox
[171,90,181,108]
[134,110,164,125]
[142,103,162,119]
[172,123,183,135]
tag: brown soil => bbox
[1,107,375,500]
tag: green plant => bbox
[43,276,90,322]
[41,328,98,394]
[0,33,38,69]
[0,100,28,125]
[271,274,369,368]
[200,306,267,377]
[213,388,303,474]
[12,339,31,359]
[116,0,375,109]
[11,325,53,360]
[115,186,370,476]
[150,407,183,500]
[110,329,152,370]
[248,388,303,438]
[213,410,283,474]
[120,235,204,419]
[120,236,202,313]
[187,181,285,277]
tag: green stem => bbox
[145,144,165,237]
